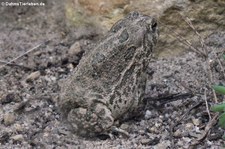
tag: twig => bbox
[0,40,49,69]
[173,75,194,94]
[111,126,130,138]
[159,22,207,57]
[0,60,32,70]
[189,113,219,149]
[170,101,204,148]
[180,14,208,56]
[14,98,31,113]
[170,101,204,132]
[206,58,218,103]
[212,49,225,80]
[179,14,218,103]
[167,30,205,57]
[204,88,212,120]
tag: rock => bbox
[26,71,41,82]
[4,113,16,126]
[185,123,194,130]
[174,129,182,137]
[141,138,151,145]
[68,42,82,56]
[139,130,145,135]
[154,140,171,149]
[120,124,129,131]
[1,93,22,104]
[68,42,84,64]
[148,127,157,133]
[14,124,23,132]
[192,118,200,126]
[11,134,24,142]
[67,63,74,70]
[0,131,10,144]
[1,93,14,104]
[144,110,152,119]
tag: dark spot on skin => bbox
[124,46,136,61]
[124,87,131,97]
[98,109,106,117]
[115,100,118,105]
[113,105,116,110]
[109,94,115,105]
[127,86,131,92]
[119,29,129,43]
[92,86,104,94]
[91,72,100,80]
[128,11,139,20]
[94,94,104,100]
[118,98,122,103]
[124,100,127,104]
[92,52,105,64]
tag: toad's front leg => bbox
[67,102,115,137]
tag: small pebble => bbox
[144,110,152,119]
[154,140,171,148]
[26,71,41,81]
[148,127,159,134]
[4,113,16,126]
[67,63,74,70]
[174,129,182,137]
[192,118,200,126]
[1,93,14,104]
[11,134,24,142]
[120,124,129,131]
[185,123,194,130]
[68,42,82,55]
[14,124,23,132]
[141,138,151,145]
[139,130,145,135]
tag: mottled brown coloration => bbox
[59,11,159,137]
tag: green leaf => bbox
[211,103,225,112]
[223,133,225,140]
[213,85,225,95]
[223,55,225,60]
[219,113,225,129]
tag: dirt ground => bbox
[0,1,225,149]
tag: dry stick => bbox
[171,101,204,131]
[170,101,204,148]
[204,88,212,120]
[159,22,207,57]
[167,33,203,56]
[173,75,195,94]
[180,15,218,103]
[180,14,207,56]
[0,40,49,70]
[0,60,32,70]
[164,15,219,147]
[189,113,219,149]
[212,49,225,79]
[207,59,218,103]
[180,15,220,148]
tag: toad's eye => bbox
[119,29,129,43]
[151,21,157,32]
